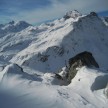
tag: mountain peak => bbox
[87,12,98,18]
[8,21,15,25]
[0,21,31,34]
[15,21,31,27]
[63,10,82,19]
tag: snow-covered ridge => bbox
[9,11,108,72]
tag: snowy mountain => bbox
[0,21,31,37]
[0,11,108,108]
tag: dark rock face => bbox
[90,12,98,16]
[67,51,99,83]
[69,51,99,68]
[8,21,15,25]
[55,73,63,80]
[104,17,108,22]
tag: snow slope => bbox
[0,11,108,108]
[0,65,108,108]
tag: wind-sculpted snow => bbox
[0,11,108,108]
[0,65,108,108]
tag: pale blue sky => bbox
[0,0,108,24]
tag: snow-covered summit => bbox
[64,10,82,19]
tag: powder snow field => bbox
[0,11,108,108]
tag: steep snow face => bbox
[9,13,108,73]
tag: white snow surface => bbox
[0,12,108,108]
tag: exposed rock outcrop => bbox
[55,73,63,80]
[67,51,99,83]
[89,12,98,16]
[104,17,108,22]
